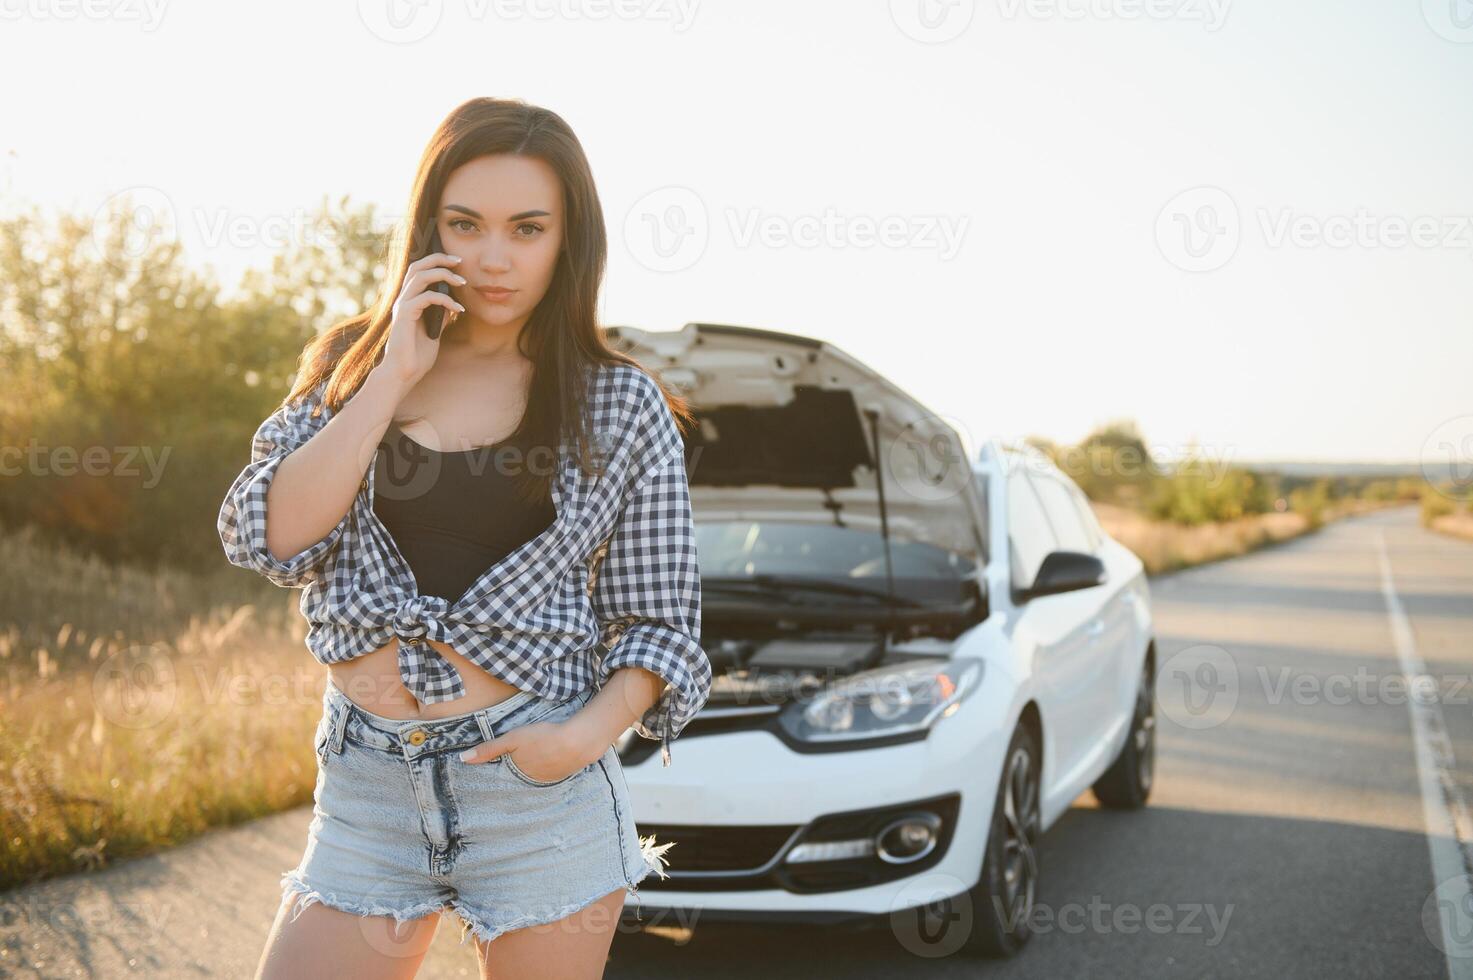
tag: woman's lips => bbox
[475,286,515,302]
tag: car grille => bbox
[635,794,961,894]
[637,822,802,875]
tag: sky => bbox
[2,0,1470,467]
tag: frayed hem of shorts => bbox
[279,871,447,927]
[453,869,651,947]
[636,833,674,881]
[450,842,671,949]
[621,833,670,922]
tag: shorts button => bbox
[407,729,427,745]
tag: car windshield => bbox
[695,520,979,607]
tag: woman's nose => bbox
[478,245,512,273]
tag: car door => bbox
[1008,467,1100,788]
[1028,472,1125,766]
[1062,477,1141,723]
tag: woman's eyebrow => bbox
[444,204,553,221]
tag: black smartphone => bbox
[422,226,453,340]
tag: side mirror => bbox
[1015,550,1105,603]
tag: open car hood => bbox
[605,323,988,564]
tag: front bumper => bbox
[615,720,1002,921]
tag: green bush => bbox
[1288,479,1330,530]
[0,195,388,573]
[1143,462,1275,525]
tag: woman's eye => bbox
[515,222,545,238]
[450,219,476,233]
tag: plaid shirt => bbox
[217,361,709,767]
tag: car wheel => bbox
[964,723,1042,957]
[1091,651,1156,809]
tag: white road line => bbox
[1377,527,1473,976]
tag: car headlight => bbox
[777,658,982,743]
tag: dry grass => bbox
[0,524,323,889]
[1090,498,1400,576]
[1431,512,1473,544]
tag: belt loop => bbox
[329,701,350,754]
[475,710,495,742]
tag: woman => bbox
[217,97,711,979]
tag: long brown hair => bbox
[282,96,692,504]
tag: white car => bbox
[608,323,1156,958]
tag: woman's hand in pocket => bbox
[458,719,603,783]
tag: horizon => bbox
[2,0,1468,469]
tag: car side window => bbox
[1066,481,1104,552]
[1008,469,1057,590]
[1030,473,1094,554]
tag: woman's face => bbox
[436,153,564,333]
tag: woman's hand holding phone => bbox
[379,251,467,392]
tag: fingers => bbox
[406,251,462,275]
[403,264,467,296]
[409,290,465,317]
[459,736,509,764]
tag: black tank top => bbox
[372,424,556,604]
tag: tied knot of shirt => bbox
[392,593,449,644]
[391,594,463,705]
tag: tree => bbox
[0,194,390,568]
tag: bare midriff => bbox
[328,637,525,720]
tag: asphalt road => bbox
[2,503,1469,978]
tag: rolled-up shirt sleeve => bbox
[591,382,710,768]
[217,380,351,589]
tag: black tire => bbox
[964,723,1042,958]
[1091,651,1156,810]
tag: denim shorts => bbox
[279,678,658,946]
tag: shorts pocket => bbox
[312,715,333,768]
[502,752,594,788]
[492,690,596,787]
